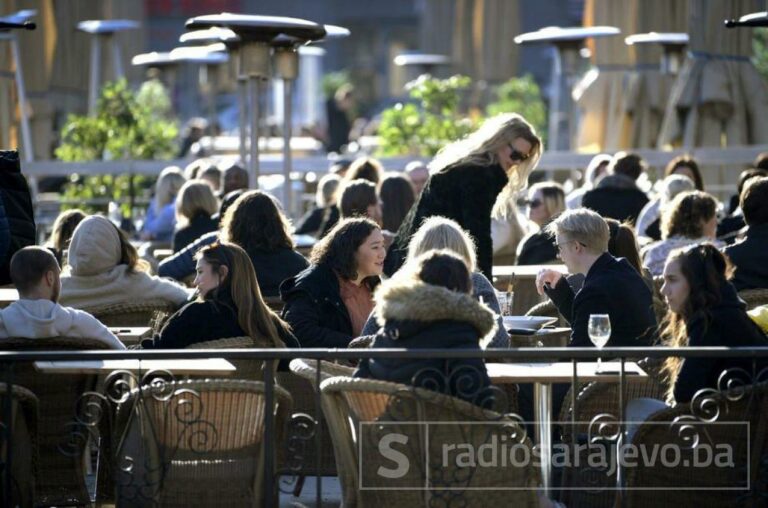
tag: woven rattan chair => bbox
[186,336,275,380]
[321,376,540,507]
[738,288,768,311]
[625,382,768,507]
[0,336,111,506]
[83,298,177,329]
[0,383,39,508]
[114,379,292,507]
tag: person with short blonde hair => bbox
[140,166,186,242]
[517,181,566,265]
[172,180,219,252]
[544,208,610,256]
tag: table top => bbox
[110,327,152,344]
[0,288,19,301]
[34,358,236,375]
[493,265,567,278]
[487,361,647,384]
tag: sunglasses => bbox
[509,144,531,162]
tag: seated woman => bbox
[641,191,722,276]
[140,166,186,243]
[280,218,384,348]
[142,242,298,349]
[294,173,340,236]
[219,191,308,297]
[360,216,509,349]
[172,179,219,253]
[354,251,493,406]
[659,244,768,404]
[516,182,565,265]
[379,172,415,234]
[46,208,86,266]
[338,178,395,248]
[635,173,696,242]
[60,215,191,309]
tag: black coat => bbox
[0,151,35,285]
[384,162,508,279]
[172,212,218,253]
[294,206,327,236]
[250,248,309,298]
[722,223,768,291]
[674,282,768,403]
[354,280,495,407]
[582,186,649,225]
[280,263,378,348]
[545,253,657,348]
[516,229,558,265]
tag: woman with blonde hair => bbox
[172,179,219,252]
[140,166,186,242]
[384,113,542,279]
[516,182,566,265]
[143,242,298,349]
[361,216,509,348]
[47,208,87,265]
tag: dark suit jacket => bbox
[582,187,649,225]
[545,253,657,348]
[723,223,768,291]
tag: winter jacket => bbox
[354,278,495,406]
[582,174,649,225]
[0,299,124,349]
[385,162,509,280]
[280,263,379,348]
[295,206,328,237]
[723,223,768,291]
[0,151,35,285]
[158,231,218,280]
[172,212,218,253]
[516,229,559,265]
[674,282,768,403]
[545,253,657,348]
[60,215,192,309]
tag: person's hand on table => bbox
[535,269,563,296]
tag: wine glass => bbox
[588,314,611,372]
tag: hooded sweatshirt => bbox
[59,215,192,309]
[0,298,124,349]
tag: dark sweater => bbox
[722,223,768,291]
[0,151,35,285]
[172,212,218,253]
[385,162,508,279]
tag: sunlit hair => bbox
[585,154,612,186]
[660,244,733,402]
[659,174,697,207]
[49,209,86,253]
[310,217,381,289]
[154,166,186,209]
[740,176,768,227]
[609,152,646,181]
[344,157,384,185]
[605,218,642,274]
[110,221,150,275]
[196,242,289,347]
[183,158,215,180]
[221,190,294,253]
[665,155,704,191]
[528,181,566,221]
[661,191,717,240]
[406,216,477,273]
[175,179,219,227]
[339,179,377,219]
[316,173,341,207]
[10,246,60,295]
[545,208,609,255]
[379,173,415,232]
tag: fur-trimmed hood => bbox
[374,278,498,342]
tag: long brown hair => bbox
[605,219,642,274]
[113,223,150,275]
[310,217,381,290]
[660,244,733,401]
[380,173,416,232]
[49,209,86,252]
[197,242,289,347]
[221,190,294,253]
[661,191,717,240]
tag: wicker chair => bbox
[321,376,540,507]
[186,336,275,380]
[0,336,111,506]
[557,358,668,508]
[738,288,768,311]
[0,383,39,508]
[114,379,292,507]
[83,298,177,329]
[625,382,768,507]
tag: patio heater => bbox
[393,52,451,82]
[515,26,620,151]
[0,9,36,163]
[625,33,689,75]
[168,45,228,133]
[725,1,768,28]
[271,24,349,215]
[185,14,327,190]
[77,19,140,116]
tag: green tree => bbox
[56,80,178,214]
[377,74,476,156]
[486,74,548,146]
[753,28,768,81]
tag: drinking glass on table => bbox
[588,314,611,372]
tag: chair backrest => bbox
[738,288,768,311]
[82,298,177,329]
[320,376,540,507]
[625,382,768,507]
[115,378,292,508]
[185,336,274,380]
[0,336,110,506]
[289,358,355,390]
[0,383,38,508]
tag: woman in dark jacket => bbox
[516,182,565,265]
[172,180,219,252]
[355,251,495,407]
[384,113,542,279]
[280,218,385,348]
[660,243,768,403]
[143,242,298,350]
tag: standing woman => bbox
[384,113,542,279]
